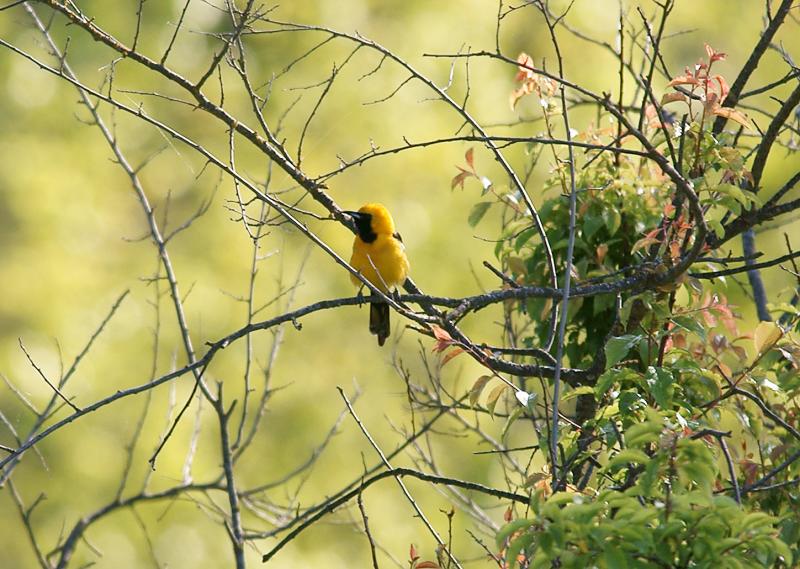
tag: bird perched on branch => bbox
[347,203,410,346]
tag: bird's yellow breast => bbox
[350,233,409,291]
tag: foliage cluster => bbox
[459,45,800,568]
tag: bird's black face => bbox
[345,211,377,243]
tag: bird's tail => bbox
[369,300,390,347]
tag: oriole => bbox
[347,203,410,346]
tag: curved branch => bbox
[54,481,224,569]
[319,134,648,183]
[260,466,529,563]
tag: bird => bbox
[346,203,410,346]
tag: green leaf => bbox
[738,512,774,533]
[605,335,642,369]
[684,368,721,401]
[524,390,539,414]
[671,315,706,340]
[771,537,793,566]
[595,368,641,398]
[514,226,539,252]
[593,293,615,316]
[637,339,655,368]
[606,449,650,472]
[707,218,725,239]
[468,201,493,227]
[625,420,663,448]
[496,519,535,548]
[505,532,534,566]
[501,405,525,442]
[618,390,645,415]
[602,208,622,235]
[541,492,577,513]
[715,183,750,206]
[718,196,741,216]
[595,370,618,397]
[647,366,675,409]
[603,543,628,569]
[561,385,595,402]
[583,211,605,240]
[638,452,663,496]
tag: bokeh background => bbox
[0,1,798,567]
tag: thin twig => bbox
[337,387,464,569]
[18,340,80,413]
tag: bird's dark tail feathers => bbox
[369,300,390,347]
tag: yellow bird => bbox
[347,203,410,346]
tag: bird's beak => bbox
[343,211,366,222]
[343,210,367,232]
[342,210,361,235]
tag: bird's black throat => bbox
[348,211,377,243]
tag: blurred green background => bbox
[0,1,798,567]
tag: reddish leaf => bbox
[712,106,752,129]
[465,147,475,171]
[431,324,452,343]
[666,75,699,88]
[632,229,661,254]
[712,74,730,99]
[741,459,759,486]
[732,345,748,362]
[469,375,493,407]
[416,562,440,569]
[701,309,718,328]
[533,477,551,495]
[771,443,790,461]
[596,243,609,264]
[515,52,534,82]
[451,170,470,190]
[720,169,737,184]
[705,43,726,63]
[669,240,681,261]
[440,346,465,367]
[410,543,419,562]
[431,325,455,353]
[486,384,508,415]
[704,92,720,113]
[660,92,687,106]
[712,300,739,336]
